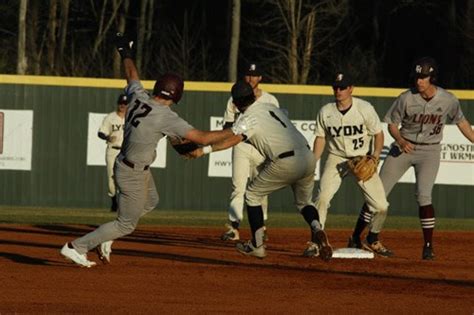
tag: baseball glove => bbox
[167,136,200,156]
[347,155,379,182]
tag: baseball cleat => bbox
[363,240,393,257]
[96,240,113,264]
[221,223,240,241]
[347,236,363,249]
[422,244,435,260]
[303,241,320,257]
[313,230,333,261]
[236,241,266,259]
[60,243,96,268]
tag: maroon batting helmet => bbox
[153,73,184,103]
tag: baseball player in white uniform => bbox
[193,81,332,261]
[313,72,392,257]
[221,62,280,241]
[98,94,128,212]
[60,33,253,267]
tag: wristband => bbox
[202,145,213,155]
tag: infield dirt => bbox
[0,224,473,313]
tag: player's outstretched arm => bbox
[114,32,139,83]
[456,118,474,143]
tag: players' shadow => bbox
[0,251,56,266]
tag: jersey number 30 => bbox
[127,100,152,127]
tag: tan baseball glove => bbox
[347,155,379,182]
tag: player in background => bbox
[221,62,279,241]
[60,33,254,267]
[98,94,128,212]
[313,72,392,257]
[349,57,474,260]
[192,81,332,261]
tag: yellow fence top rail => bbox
[1,74,473,100]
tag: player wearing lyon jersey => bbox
[220,62,279,242]
[98,94,128,212]
[313,72,392,257]
[350,57,474,260]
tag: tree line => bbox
[3,0,473,88]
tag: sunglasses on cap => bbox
[332,86,348,91]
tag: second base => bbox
[332,247,375,259]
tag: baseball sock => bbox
[366,231,379,244]
[230,221,240,230]
[301,205,322,241]
[247,205,264,247]
[419,204,435,247]
[352,203,372,241]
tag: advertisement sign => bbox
[0,110,33,170]
[87,112,167,168]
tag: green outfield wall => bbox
[0,75,473,218]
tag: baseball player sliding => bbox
[60,33,254,267]
[98,94,128,212]
[349,57,474,260]
[221,62,279,241]
[192,81,332,261]
[313,72,392,257]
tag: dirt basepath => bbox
[0,224,472,314]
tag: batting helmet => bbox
[231,80,255,111]
[411,57,438,83]
[117,93,128,104]
[153,73,184,103]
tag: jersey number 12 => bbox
[127,100,152,127]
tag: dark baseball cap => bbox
[412,57,437,79]
[244,62,262,76]
[231,81,254,99]
[332,72,353,88]
[117,93,128,104]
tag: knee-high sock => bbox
[419,204,435,246]
[301,205,322,242]
[352,203,373,240]
[247,205,264,247]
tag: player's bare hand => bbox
[397,139,414,153]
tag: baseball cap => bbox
[244,62,262,76]
[412,57,437,79]
[231,81,254,99]
[117,93,128,104]
[332,72,353,88]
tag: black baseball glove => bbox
[167,136,200,156]
[114,32,135,60]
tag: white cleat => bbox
[60,243,96,268]
[96,240,113,264]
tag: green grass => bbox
[0,206,473,231]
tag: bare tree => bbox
[57,0,70,74]
[113,0,129,77]
[46,0,58,74]
[245,0,350,84]
[17,0,28,74]
[228,0,241,82]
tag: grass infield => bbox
[0,206,473,231]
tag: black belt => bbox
[122,158,149,170]
[406,139,440,146]
[278,151,294,159]
[111,146,121,150]
[278,145,310,159]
